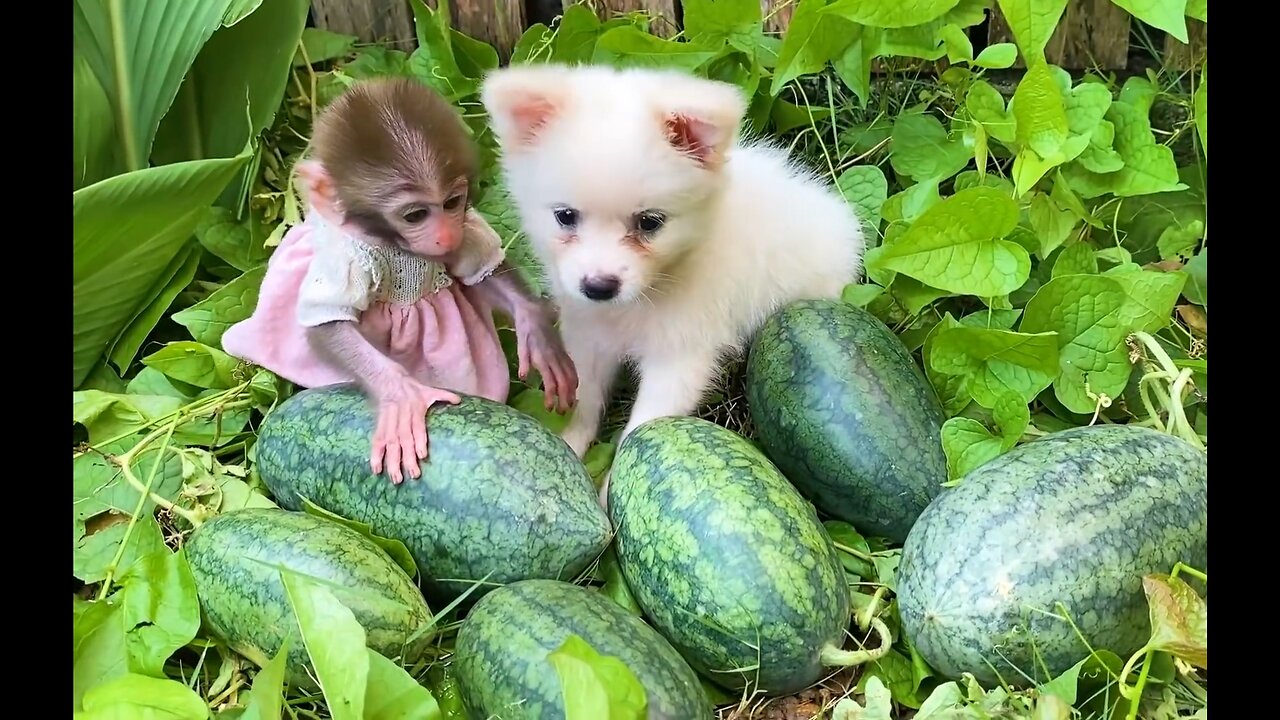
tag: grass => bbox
[72,1,1207,718]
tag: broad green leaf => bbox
[223,0,264,25]
[1029,192,1079,258]
[832,34,873,106]
[874,187,1029,297]
[194,207,276,272]
[553,6,604,63]
[1051,242,1098,277]
[939,23,974,63]
[1180,248,1207,306]
[682,0,762,48]
[75,673,209,719]
[73,391,184,442]
[510,23,553,64]
[966,80,1015,144]
[771,0,859,93]
[451,29,500,80]
[74,513,168,584]
[74,598,128,710]
[364,649,443,720]
[1064,81,1113,141]
[882,179,943,225]
[73,151,250,387]
[74,437,184,523]
[549,635,648,720]
[1039,656,1086,704]
[73,0,232,171]
[889,112,972,183]
[1194,63,1207,156]
[942,397,1029,480]
[1141,573,1207,669]
[107,242,202,373]
[142,342,241,389]
[1104,264,1187,332]
[930,327,1060,406]
[890,276,952,316]
[172,265,266,347]
[837,165,889,239]
[74,51,117,190]
[152,0,310,167]
[1011,61,1070,189]
[280,571,370,720]
[995,0,1068,61]
[593,27,720,70]
[843,283,886,308]
[598,548,643,616]
[1021,275,1132,413]
[832,675,893,719]
[1065,100,1185,198]
[771,98,834,133]
[1185,0,1206,20]
[298,498,418,578]
[119,550,201,677]
[973,42,1018,68]
[824,521,875,578]
[1156,219,1204,260]
[1118,75,1157,115]
[510,387,571,434]
[958,308,1023,330]
[408,0,469,100]
[584,442,616,480]
[293,28,357,66]
[914,680,967,717]
[240,637,292,720]
[822,0,960,28]
[1074,120,1125,174]
[856,650,926,709]
[1050,170,1106,228]
[1110,0,1189,42]
[923,315,971,417]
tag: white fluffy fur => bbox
[482,64,866,460]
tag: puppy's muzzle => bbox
[580,275,621,301]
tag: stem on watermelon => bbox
[819,617,892,667]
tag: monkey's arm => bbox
[453,209,578,412]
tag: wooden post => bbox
[311,0,417,47]
[988,0,1131,70]
[1164,19,1206,70]
[451,0,527,58]
[761,0,795,35]
[592,0,682,38]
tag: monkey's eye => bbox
[635,211,666,233]
[443,195,463,211]
[402,209,429,224]
[553,207,579,228]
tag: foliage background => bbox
[72,0,1207,717]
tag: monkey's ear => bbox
[656,76,746,170]
[295,160,339,212]
[481,67,569,149]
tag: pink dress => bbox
[222,206,510,402]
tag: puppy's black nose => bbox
[580,275,621,301]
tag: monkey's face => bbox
[348,176,470,259]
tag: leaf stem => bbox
[820,617,893,667]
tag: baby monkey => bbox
[224,77,577,484]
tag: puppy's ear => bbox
[481,66,570,149]
[659,78,747,170]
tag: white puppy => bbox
[482,64,866,461]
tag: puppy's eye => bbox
[636,211,666,233]
[403,208,429,224]
[553,207,579,228]
[443,195,463,211]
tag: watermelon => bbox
[184,507,433,685]
[255,384,613,604]
[745,299,948,544]
[897,424,1208,687]
[454,579,712,719]
[608,416,867,696]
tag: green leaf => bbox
[941,396,1029,480]
[74,597,128,710]
[882,178,943,225]
[1021,275,1133,413]
[891,276,953,315]
[1065,100,1186,198]
[874,187,1028,296]
[965,80,1015,144]
[584,442,617,480]
[451,29,500,80]
[73,151,251,387]
[856,650,925,709]
[837,165,889,239]
[598,548,644,616]
[74,437,185,523]
[364,649,443,720]
[824,521,875,578]
[408,0,470,100]
[107,242,202,373]
[922,315,971,417]
[994,0,1068,61]
[172,265,265,347]
[1051,242,1098,277]
[593,27,720,70]
[75,673,210,719]
[1011,62,1071,193]
[1156,219,1203,260]
[832,34,873,106]
[193,208,276,272]
[1104,264,1187,332]
[551,6,604,63]
[973,42,1017,68]
[142,341,241,389]
[682,0,762,47]
[1185,0,1206,20]
[843,283,886,308]
[510,387,571,434]
[1029,193,1079,259]
[771,0,859,93]
[152,0,310,168]
[74,513,168,584]
[822,0,960,28]
[549,635,648,720]
[73,0,233,171]
[298,498,418,578]
[1180,248,1206,306]
[1194,63,1207,156]
[293,28,357,66]
[930,327,1060,406]
[119,550,201,677]
[889,112,972,183]
[1141,573,1207,669]
[959,308,1023,330]
[832,675,893,719]
[74,391,183,442]
[1110,0,1188,42]
[280,571,370,720]
[74,51,117,190]
[939,23,974,62]
[240,637,292,720]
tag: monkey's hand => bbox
[370,374,461,485]
[516,304,579,413]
